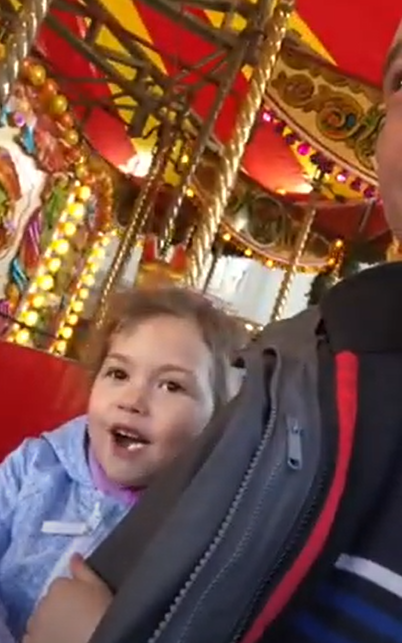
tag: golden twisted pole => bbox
[0,0,53,105]
[94,124,176,329]
[270,181,323,322]
[159,35,252,254]
[185,0,294,286]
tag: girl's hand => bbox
[23,554,112,643]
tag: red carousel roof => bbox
[27,1,402,242]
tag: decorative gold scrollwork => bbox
[272,70,384,171]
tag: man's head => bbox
[376,21,402,238]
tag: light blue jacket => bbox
[0,416,131,641]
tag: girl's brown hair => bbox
[86,286,248,408]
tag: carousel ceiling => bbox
[1,0,400,245]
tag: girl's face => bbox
[87,314,215,487]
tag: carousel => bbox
[0,0,400,451]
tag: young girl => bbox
[0,286,245,642]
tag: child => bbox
[0,285,245,642]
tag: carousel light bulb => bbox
[15,328,31,345]
[63,221,77,237]
[38,274,54,291]
[93,247,105,260]
[60,326,73,340]
[55,340,67,354]
[72,300,84,313]
[32,294,45,309]
[244,248,252,257]
[266,259,274,268]
[53,239,70,255]
[48,257,61,273]
[78,287,89,300]
[335,239,343,248]
[23,311,39,327]
[77,185,91,202]
[222,232,231,242]
[82,274,95,287]
[67,313,79,326]
[67,202,86,220]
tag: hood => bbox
[42,415,93,487]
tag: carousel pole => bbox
[269,175,323,322]
[184,0,294,287]
[159,34,253,254]
[94,122,175,329]
[0,0,52,104]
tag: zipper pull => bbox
[287,419,303,470]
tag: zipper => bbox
[147,355,280,643]
[229,426,332,642]
[287,419,303,470]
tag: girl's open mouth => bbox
[111,425,150,452]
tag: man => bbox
[24,20,402,643]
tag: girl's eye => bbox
[160,380,185,394]
[105,367,128,381]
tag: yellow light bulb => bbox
[78,287,89,300]
[55,340,67,354]
[222,233,231,242]
[82,274,95,287]
[64,221,77,237]
[32,294,45,309]
[48,257,61,273]
[244,248,252,257]
[67,313,79,326]
[23,310,39,327]
[67,201,86,220]
[38,274,54,291]
[266,259,274,268]
[77,185,91,202]
[15,329,31,345]
[61,326,73,339]
[93,247,105,260]
[72,300,84,313]
[53,239,70,255]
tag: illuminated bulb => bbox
[93,247,105,260]
[82,274,95,287]
[186,188,194,198]
[327,258,335,267]
[78,287,89,300]
[15,328,31,345]
[67,201,86,220]
[77,185,91,202]
[100,236,110,247]
[222,233,231,242]
[245,323,254,331]
[72,300,84,313]
[61,326,73,340]
[335,239,343,248]
[38,274,54,291]
[266,259,274,268]
[67,313,79,326]
[23,310,39,327]
[55,340,67,354]
[48,257,61,273]
[181,154,189,164]
[64,221,77,237]
[53,239,70,255]
[32,294,45,308]
[244,248,252,257]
